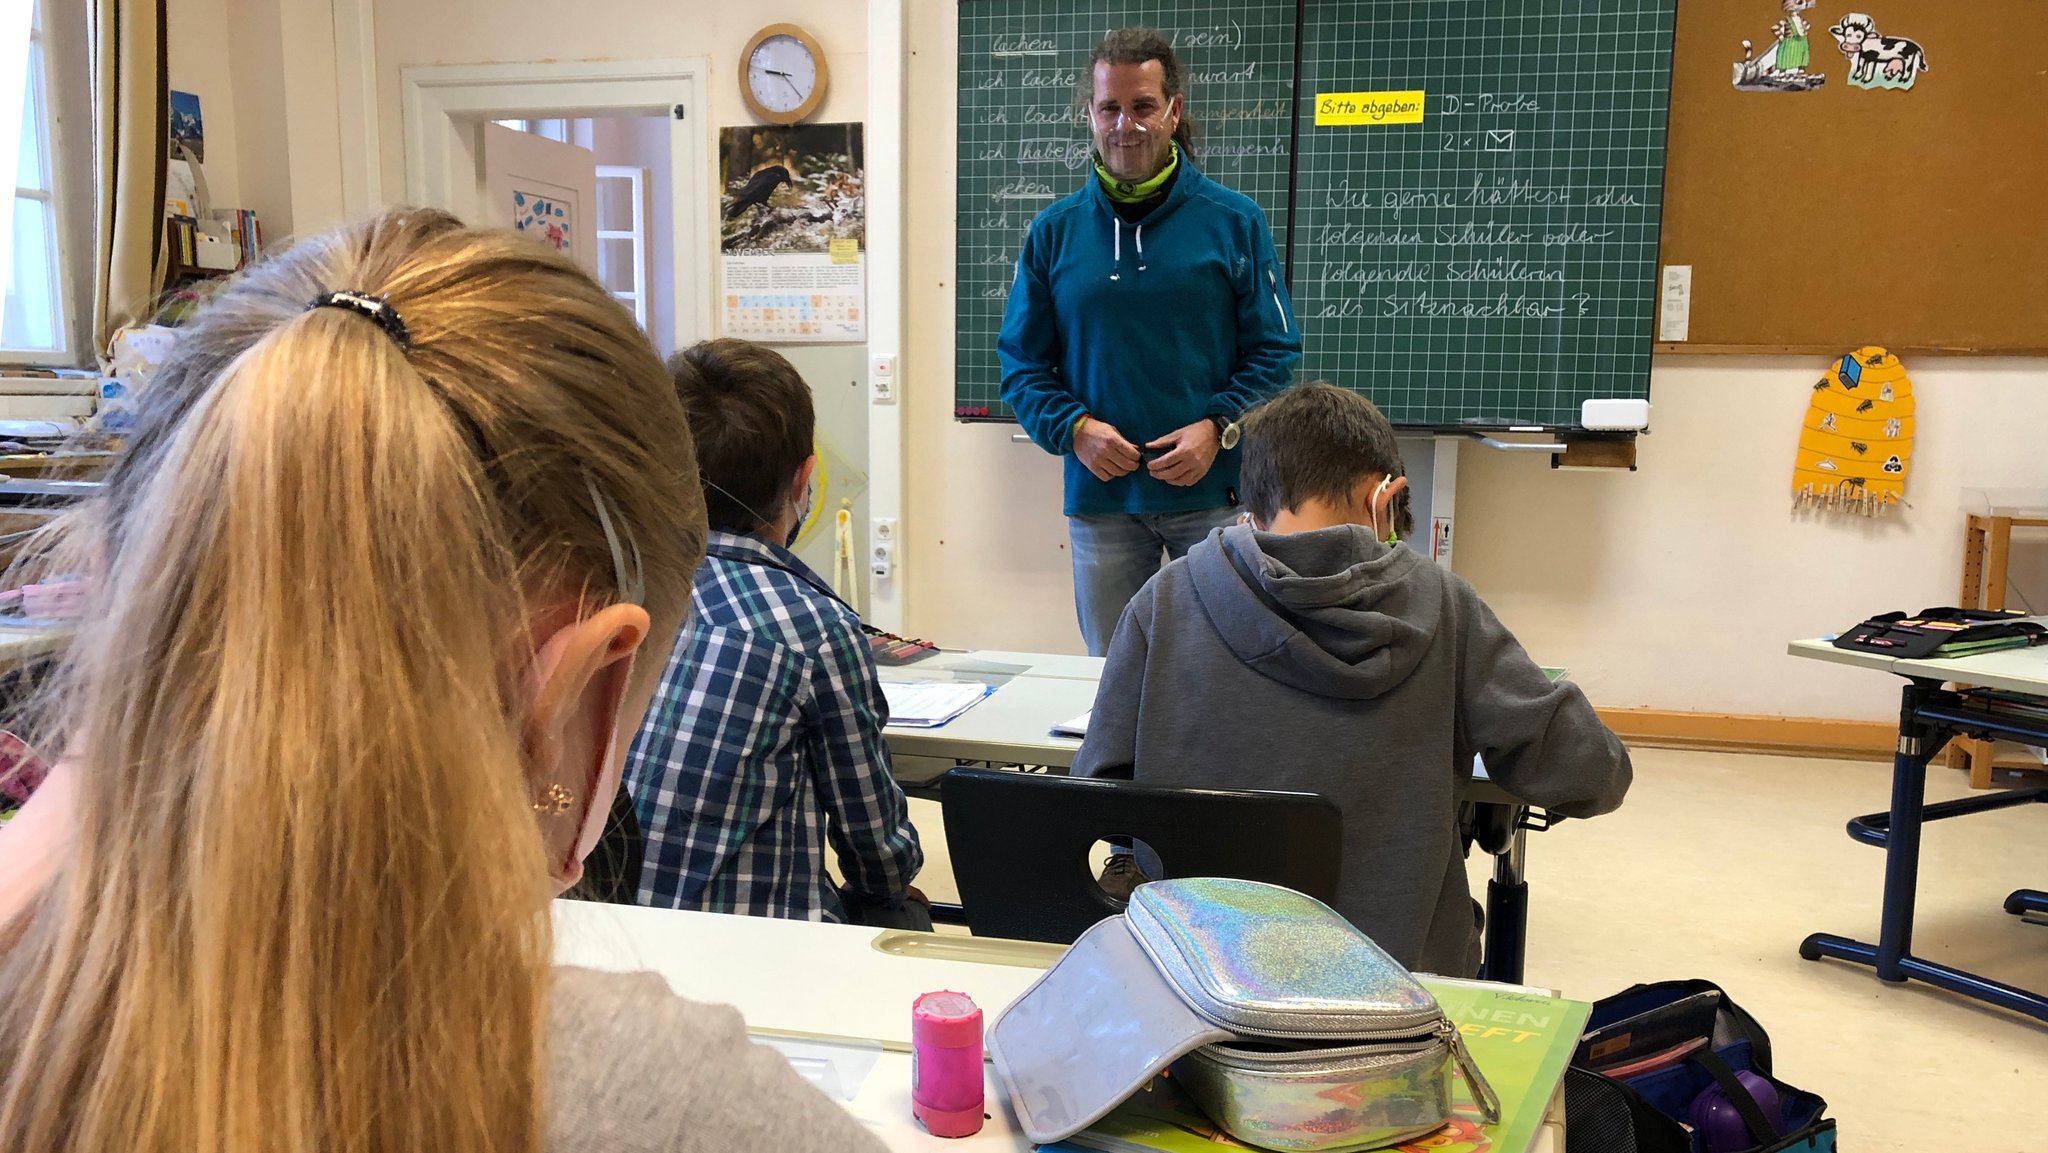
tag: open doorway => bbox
[492,116,679,356]
[402,59,710,355]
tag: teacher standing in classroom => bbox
[999,27,1301,656]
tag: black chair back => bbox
[939,767,1342,944]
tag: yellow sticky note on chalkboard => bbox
[829,238,859,265]
[1315,90,1426,126]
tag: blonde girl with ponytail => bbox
[0,210,885,1153]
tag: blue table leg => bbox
[1873,714,1930,982]
[1800,681,2048,1022]
[2007,890,2048,918]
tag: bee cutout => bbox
[1857,399,1875,413]
[1850,441,1869,455]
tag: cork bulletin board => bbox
[1656,0,2048,353]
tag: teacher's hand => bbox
[1074,418,1143,481]
[1145,419,1221,487]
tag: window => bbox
[493,118,572,143]
[2,1,73,363]
[596,165,648,328]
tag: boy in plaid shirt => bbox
[625,340,923,923]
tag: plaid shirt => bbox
[625,531,922,921]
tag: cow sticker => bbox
[1829,13,1930,91]
[1734,0,1827,91]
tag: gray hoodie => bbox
[1073,523,1632,977]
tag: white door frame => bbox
[400,58,713,348]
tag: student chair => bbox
[937,767,1342,944]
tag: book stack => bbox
[213,207,263,268]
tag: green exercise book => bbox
[1427,978,1589,1153]
[1931,635,2037,659]
[1036,979,1587,1153]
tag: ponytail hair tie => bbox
[306,290,411,351]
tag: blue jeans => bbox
[1069,507,1239,656]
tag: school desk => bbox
[1788,638,2048,1022]
[878,650,1562,985]
[550,900,1562,1151]
[1955,489,2048,786]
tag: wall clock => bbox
[741,24,828,125]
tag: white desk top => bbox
[1961,487,2048,519]
[886,651,1531,803]
[1790,637,2048,696]
[1786,638,1900,674]
[885,673,1095,767]
[551,903,1557,1152]
[1896,645,2048,696]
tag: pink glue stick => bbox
[911,990,984,1137]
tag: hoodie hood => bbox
[1187,523,1440,700]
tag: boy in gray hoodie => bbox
[1072,382,1632,977]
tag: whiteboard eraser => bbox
[1581,399,1650,431]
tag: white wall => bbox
[370,0,868,227]
[1457,358,2048,722]
[166,0,245,208]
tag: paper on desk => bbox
[1050,709,1090,738]
[881,680,993,728]
[756,1034,882,1102]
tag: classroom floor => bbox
[904,747,2048,1153]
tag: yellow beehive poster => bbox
[1793,347,1914,516]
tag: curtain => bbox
[86,0,167,360]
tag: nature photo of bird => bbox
[718,124,864,256]
[724,164,794,221]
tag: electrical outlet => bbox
[871,542,894,578]
[873,517,897,543]
[870,354,898,404]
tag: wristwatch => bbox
[1209,414,1241,451]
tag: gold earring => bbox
[531,783,574,816]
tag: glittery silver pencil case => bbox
[988,878,1499,1152]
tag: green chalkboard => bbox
[954,0,1677,430]
[954,0,1298,420]
[1292,0,1675,426]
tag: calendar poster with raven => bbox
[718,123,867,342]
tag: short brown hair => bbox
[1240,382,1413,535]
[668,339,815,534]
[1082,27,1200,157]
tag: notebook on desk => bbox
[880,680,993,728]
[1049,710,1090,738]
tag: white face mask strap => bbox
[585,471,644,606]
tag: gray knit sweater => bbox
[547,966,888,1152]
[1073,524,1632,977]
